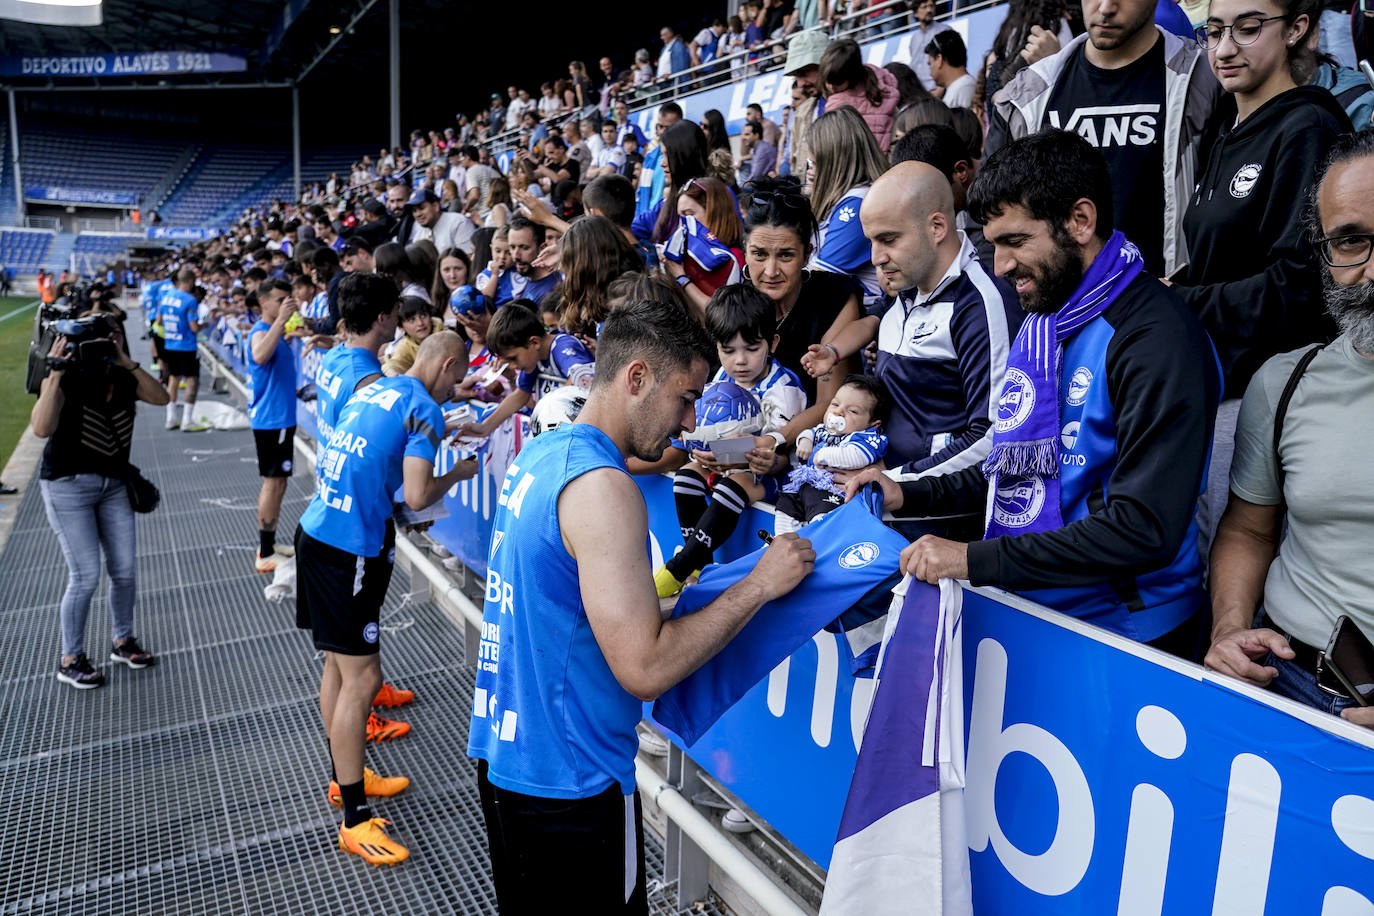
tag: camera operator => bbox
[32,321,169,690]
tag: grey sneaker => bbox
[57,653,105,689]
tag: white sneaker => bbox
[165,415,179,430]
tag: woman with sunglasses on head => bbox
[740,176,864,456]
[1173,0,1350,549]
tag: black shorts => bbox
[163,348,199,378]
[294,523,395,655]
[253,427,296,478]
[477,760,647,915]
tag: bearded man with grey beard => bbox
[1204,128,1374,731]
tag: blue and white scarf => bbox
[982,231,1142,539]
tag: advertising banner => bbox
[26,186,136,206]
[146,227,219,241]
[0,51,247,78]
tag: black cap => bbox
[360,198,386,216]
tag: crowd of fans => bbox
[63,0,1374,887]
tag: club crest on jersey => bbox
[993,476,1047,529]
[995,368,1036,433]
[1230,163,1262,199]
[839,541,880,569]
[1066,366,1093,406]
[363,622,379,644]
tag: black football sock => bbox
[672,468,710,538]
[665,477,750,580]
[259,528,275,558]
[339,781,371,828]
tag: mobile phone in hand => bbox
[1323,615,1374,707]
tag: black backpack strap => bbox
[1272,345,1325,498]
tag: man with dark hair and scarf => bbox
[847,130,1221,659]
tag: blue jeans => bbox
[40,474,138,658]
[1263,651,1358,718]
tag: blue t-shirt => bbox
[299,375,444,558]
[811,187,880,301]
[516,333,595,400]
[495,269,562,307]
[315,345,384,443]
[248,320,298,430]
[467,423,642,798]
[157,287,200,351]
[140,279,167,314]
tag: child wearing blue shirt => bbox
[459,300,595,439]
[775,374,890,533]
[654,284,808,597]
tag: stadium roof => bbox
[0,0,421,87]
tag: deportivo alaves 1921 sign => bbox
[0,52,247,78]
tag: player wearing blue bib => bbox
[314,273,398,447]
[141,275,171,382]
[467,300,814,914]
[156,269,206,431]
[248,279,301,574]
[459,302,595,440]
[295,331,476,867]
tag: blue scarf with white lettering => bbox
[982,231,1142,539]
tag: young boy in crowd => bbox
[382,296,446,376]
[457,301,595,438]
[775,375,889,533]
[653,284,808,597]
[476,226,512,303]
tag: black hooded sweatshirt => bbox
[1176,85,1350,399]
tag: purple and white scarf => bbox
[982,231,1142,539]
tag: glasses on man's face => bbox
[1317,233,1374,269]
[1195,15,1286,49]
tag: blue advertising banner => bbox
[0,51,247,78]
[147,227,219,241]
[200,324,1374,905]
[26,186,136,206]
[959,588,1374,913]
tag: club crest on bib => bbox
[995,368,1036,433]
[1066,366,1093,406]
[1230,163,1262,199]
[993,475,1047,529]
[838,541,880,569]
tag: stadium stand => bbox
[0,228,54,272]
[156,144,289,226]
[19,122,184,204]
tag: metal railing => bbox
[78,217,131,233]
[21,216,58,231]
[481,0,921,159]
